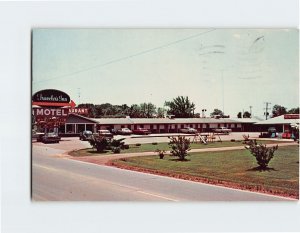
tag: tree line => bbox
[77,96,299,119]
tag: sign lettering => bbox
[284,114,300,119]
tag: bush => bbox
[168,136,191,161]
[152,142,158,145]
[245,140,278,170]
[92,136,109,152]
[110,138,125,148]
[155,149,165,159]
[122,144,130,149]
[111,146,121,154]
[135,143,141,146]
[230,139,235,142]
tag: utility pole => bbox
[264,102,271,120]
[249,106,252,118]
[221,70,224,114]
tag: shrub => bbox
[112,146,121,154]
[93,136,109,152]
[122,144,130,149]
[230,139,235,142]
[135,143,141,146]
[155,149,166,159]
[110,138,125,148]
[152,142,158,145]
[245,140,278,170]
[168,136,191,161]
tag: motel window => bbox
[218,124,220,128]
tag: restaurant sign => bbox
[69,108,89,115]
[284,114,300,119]
[32,89,70,103]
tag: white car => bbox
[179,127,198,134]
[117,128,132,135]
[213,127,232,134]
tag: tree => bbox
[168,136,191,161]
[237,112,242,118]
[210,109,224,117]
[165,96,195,118]
[243,111,251,118]
[272,104,287,117]
[157,107,166,118]
[139,103,156,118]
[288,107,299,114]
[129,104,142,118]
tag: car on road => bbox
[179,127,198,134]
[117,128,132,135]
[132,128,150,135]
[41,132,60,143]
[79,130,93,141]
[98,129,113,138]
[213,127,232,134]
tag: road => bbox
[32,138,292,201]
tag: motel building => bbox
[33,89,298,136]
[61,115,246,135]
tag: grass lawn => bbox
[70,140,288,157]
[112,145,299,198]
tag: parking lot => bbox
[32,132,290,150]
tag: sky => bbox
[32,28,299,117]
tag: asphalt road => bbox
[32,140,292,201]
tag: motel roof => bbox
[90,117,242,125]
[230,116,263,123]
[255,114,300,125]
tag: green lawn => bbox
[70,140,289,157]
[112,145,299,198]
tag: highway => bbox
[32,139,291,201]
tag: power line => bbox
[33,29,216,84]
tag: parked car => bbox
[79,130,93,141]
[98,129,113,138]
[282,130,292,139]
[41,132,60,143]
[117,128,132,135]
[213,127,232,134]
[179,127,198,134]
[34,132,45,142]
[268,127,277,133]
[132,128,150,135]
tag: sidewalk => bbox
[69,142,297,166]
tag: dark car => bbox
[41,132,60,143]
[132,128,150,135]
[79,130,93,141]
